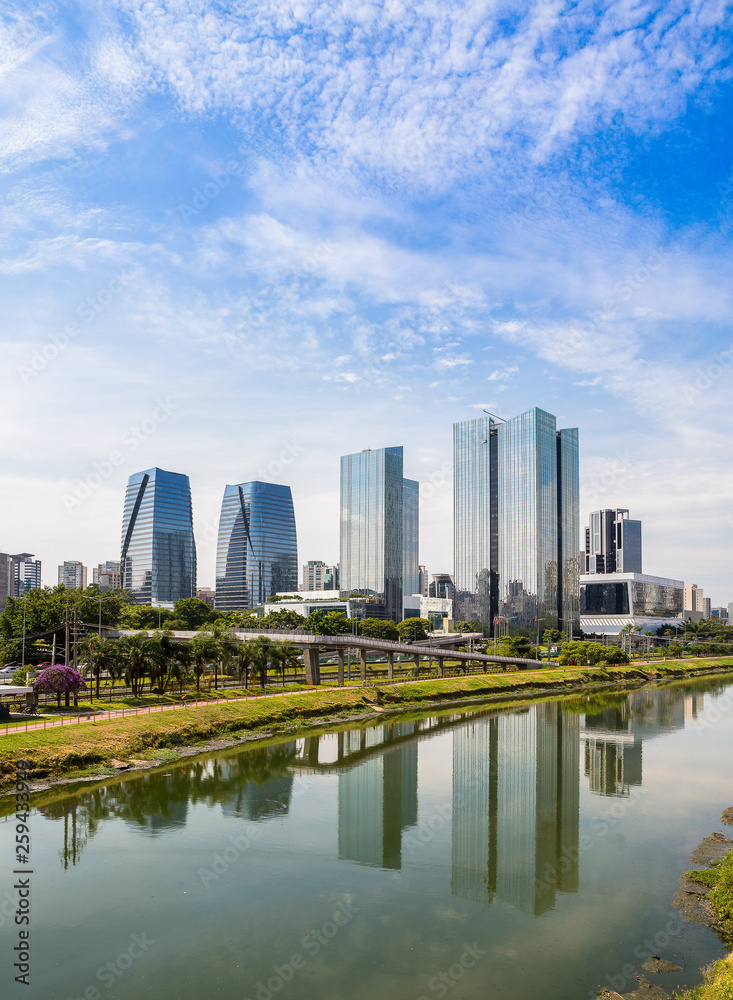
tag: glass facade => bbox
[453,417,497,623]
[580,575,683,618]
[340,447,408,623]
[120,468,196,605]
[403,478,419,598]
[215,481,298,611]
[454,408,579,631]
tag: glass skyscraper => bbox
[215,481,298,611]
[121,468,196,605]
[403,478,420,599]
[453,408,579,631]
[340,446,417,622]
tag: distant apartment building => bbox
[197,587,216,609]
[93,561,122,591]
[582,509,642,575]
[58,560,87,590]
[684,583,706,617]
[711,606,729,622]
[302,560,339,591]
[728,602,733,624]
[11,553,42,597]
[418,565,429,597]
[702,597,712,619]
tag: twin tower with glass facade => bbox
[454,408,579,631]
[120,469,297,608]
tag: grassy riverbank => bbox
[677,846,733,999]
[1,657,732,795]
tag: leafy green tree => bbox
[398,618,430,642]
[0,585,128,663]
[261,609,308,631]
[357,618,399,641]
[173,598,221,629]
[558,640,628,666]
[307,610,353,636]
[542,628,562,644]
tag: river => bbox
[2,675,733,1000]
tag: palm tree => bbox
[236,639,257,689]
[252,635,272,689]
[272,641,302,687]
[214,627,238,691]
[190,633,220,693]
[92,637,123,700]
[119,634,157,698]
[147,631,177,693]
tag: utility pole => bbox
[51,632,57,666]
[65,609,70,667]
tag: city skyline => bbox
[2,408,729,605]
[2,6,732,605]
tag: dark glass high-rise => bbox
[121,467,196,605]
[215,481,298,611]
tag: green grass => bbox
[676,849,733,999]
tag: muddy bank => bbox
[598,813,733,1000]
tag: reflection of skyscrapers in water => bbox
[338,743,418,869]
[581,689,703,798]
[583,707,642,798]
[451,704,580,915]
[221,775,294,821]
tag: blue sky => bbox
[2,0,732,601]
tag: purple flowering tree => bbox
[32,665,86,708]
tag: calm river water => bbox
[3,675,733,1000]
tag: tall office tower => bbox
[12,553,42,597]
[418,565,429,597]
[121,468,196,605]
[302,560,339,591]
[453,408,579,630]
[454,417,497,624]
[93,560,122,591]
[0,553,13,611]
[340,446,418,623]
[582,509,642,575]
[58,561,87,590]
[216,481,298,611]
[403,478,419,598]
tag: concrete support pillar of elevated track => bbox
[305,648,321,686]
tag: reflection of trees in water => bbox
[39,741,298,866]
